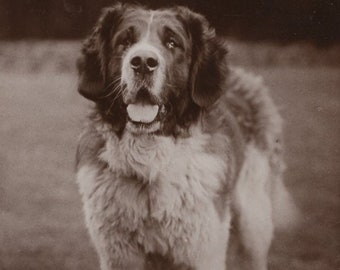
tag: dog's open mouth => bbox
[124,86,168,134]
[127,103,159,123]
[126,102,167,134]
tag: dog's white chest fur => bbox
[77,127,229,259]
[100,128,227,191]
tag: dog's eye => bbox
[118,28,134,49]
[165,38,177,50]
[121,37,132,48]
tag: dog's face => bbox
[111,8,193,134]
[77,3,228,135]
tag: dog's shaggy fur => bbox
[75,3,296,270]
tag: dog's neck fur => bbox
[95,120,230,195]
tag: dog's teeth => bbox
[127,104,159,123]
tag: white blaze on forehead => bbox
[127,103,159,123]
[145,11,155,40]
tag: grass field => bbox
[0,41,339,270]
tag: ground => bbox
[0,41,339,270]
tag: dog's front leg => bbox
[97,245,145,270]
[87,218,145,270]
[184,207,231,270]
[77,165,146,270]
[198,214,230,270]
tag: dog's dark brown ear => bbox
[176,7,228,107]
[77,3,124,101]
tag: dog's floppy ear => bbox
[176,7,228,107]
[77,3,124,101]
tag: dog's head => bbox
[77,3,228,135]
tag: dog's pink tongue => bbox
[127,103,159,123]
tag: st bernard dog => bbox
[75,3,296,270]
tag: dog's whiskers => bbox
[99,76,122,99]
[105,84,125,115]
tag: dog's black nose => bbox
[130,51,158,74]
[146,57,158,70]
[130,56,142,70]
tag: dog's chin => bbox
[126,120,161,135]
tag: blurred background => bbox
[1,0,340,45]
[0,1,339,270]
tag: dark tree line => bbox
[0,0,339,45]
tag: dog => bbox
[75,3,296,270]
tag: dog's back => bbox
[224,67,298,230]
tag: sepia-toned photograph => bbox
[0,0,339,269]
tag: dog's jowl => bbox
[76,3,295,270]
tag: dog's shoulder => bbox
[76,120,106,170]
